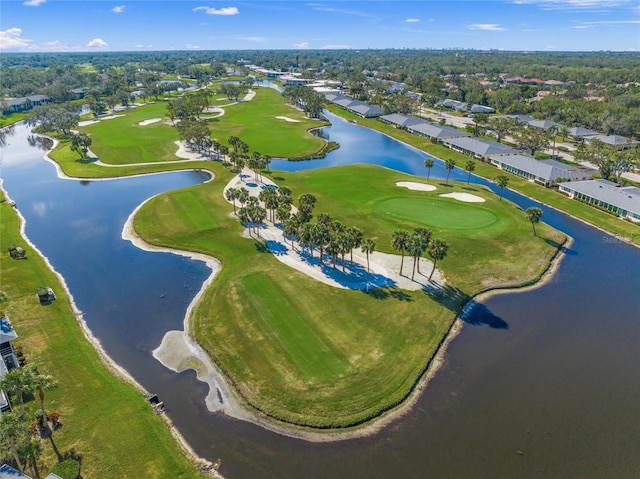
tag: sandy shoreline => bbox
[8,126,586,450]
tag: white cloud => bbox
[186,44,201,50]
[294,41,310,49]
[87,38,108,48]
[237,36,265,42]
[23,0,46,6]
[0,28,32,49]
[404,18,420,23]
[112,5,125,13]
[321,44,352,49]
[468,23,506,31]
[583,19,640,24]
[512,0,633,10]
[193,6,239,15]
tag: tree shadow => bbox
[362,285,413,302]
[438,182,455,188]
[425,283,508,329]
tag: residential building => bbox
[567,126,599,140]
[585,135,639,149]
[470,104,495,114]
[442,137,518,161]
[379,114,425,129]
[406,122,470,142]
[491,154,594,187]
[558,179,640,222]
[0,316,20,414]
[2,95,51,113]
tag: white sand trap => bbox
[396,181,436,192]
[78,120,99,127]
[243,90,256,101]
[139,118,161,126]
[99,114,125,120]
[439,192,485,203]
[275,116,301,123]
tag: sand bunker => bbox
[439,192,485,203]
[78,120,99,127]
[276,116,301,123]
[396,181,436,192]
[139,118,161,126]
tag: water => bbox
[2,116,639,478]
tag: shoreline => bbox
[2,128,223,477]
[8,125,574,447]
[145,169,571,443]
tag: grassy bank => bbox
[324,104,640,246]
[134,164,563,428]
[0,197,205,478]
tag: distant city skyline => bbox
[1,0,639,53]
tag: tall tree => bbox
[0,367,35,415]
[31,370,58,430]
[444,158,456,185]
[525,207,543,236]
[0,411,27,472]
[427,238,449,281]
[391,231,410,276]
[495,175,510,201]
[464,160,476,184]
[424,158,434,180]
[361,238,376,273]
[225,187,239,213]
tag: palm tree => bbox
[237,187,250,208]
[464,160,475,184]
[391,231,410,276]
[30,371,58,430]
[407,236,425,281]
[225,187,239,213]
[424,158,434,180]
[548,124,559,159]
[444,158,456,185]
[275,204,291,226]
[495,175,509,201]
[413,227,432,273]
[525,207,543,236]
[428,238,449,281]
[0,411,27,472]
[312,223,331,264]
[23,436,42,479]
[0,367,35,415]
[347,226,363,264]
[361,238,375,273]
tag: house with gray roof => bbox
[348,102,383,118]
[558,179,640,223]
[439,99,468,112]
[3,95,51,113]
[491,154,594,187]
[470,104,495,114]
[585,135,639,149]
[379,114,425,129]
[406,122,470,143]
[567,126,599,139]
[442,137,518,160]
[527,119,564,131]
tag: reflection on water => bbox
[2,120,640,478]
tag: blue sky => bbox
[1,0,639,52]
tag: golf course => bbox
[5,81,567,477]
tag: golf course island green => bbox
[134,164,566,432]
[50,86,566,434]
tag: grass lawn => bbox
[134,163,563,428]
[206,86,327,158]
[324,104,640,245]
[0,198,204,478]
[79,103,180,164]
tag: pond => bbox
[1,115,639,478]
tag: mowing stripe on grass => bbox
[240,273,347,381]
[171,190,218,231]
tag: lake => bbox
[1,115,639,478]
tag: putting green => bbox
[375,197,499,230]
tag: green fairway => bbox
[134,163,565,428]
[207,86,327,158]
[375,197,500,230]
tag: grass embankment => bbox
[134,163,563,428]
[325,104,640,245]
[0,198,204,478]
